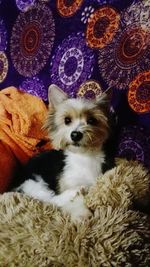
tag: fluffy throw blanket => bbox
[0,160,150,267]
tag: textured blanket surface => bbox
[0,160,150,267]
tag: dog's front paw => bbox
[70,204,92,222]
[64,194,92,222]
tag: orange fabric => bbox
[0,141,18,193]
[0,87,52,192]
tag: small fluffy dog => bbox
[12,84,115,221]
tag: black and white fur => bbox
[11,84,115,221]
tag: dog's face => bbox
[44,84,110,152]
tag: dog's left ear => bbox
[96,92,111,114]
[48,84,68,108]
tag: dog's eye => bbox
[64,117,72,125]
[87,117,97,126]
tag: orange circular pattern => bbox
[0,52,8,83]
[128,71,150,113]
[77,80,102,98]
[86,7,120,49]
[57,0,83,17]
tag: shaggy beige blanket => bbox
[0,160,150,267]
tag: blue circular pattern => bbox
[117,125,150,169]
[50,32,95,97]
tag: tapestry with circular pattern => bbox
[0,0,150,169]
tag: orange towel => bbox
[0,87,52,192]
[0,140,18,193]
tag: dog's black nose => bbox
[71,131,83,142]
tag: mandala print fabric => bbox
[0,0,150,169]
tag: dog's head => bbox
[44,84,110,153]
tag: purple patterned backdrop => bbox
[0,0,150,169]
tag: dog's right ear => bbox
[48,84,68,108]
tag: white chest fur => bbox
[59,150,105,192]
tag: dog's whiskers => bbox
[86,132,93,142]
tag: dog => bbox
[11,84,115,221]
